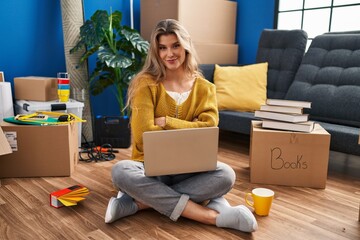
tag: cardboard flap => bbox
[0,126,12,156]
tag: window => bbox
[275,0,360,48]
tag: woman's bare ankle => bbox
[135,200,150,210]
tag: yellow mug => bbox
[245,188,274,216]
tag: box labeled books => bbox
[250,121,331,188]
[50,185,90,208]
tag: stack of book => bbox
[254,99,314,132]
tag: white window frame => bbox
[275,0,360,48]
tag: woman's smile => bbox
[158,34,186,71]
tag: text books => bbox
[260,104,303,114]
[266,99,311,108]
[256,99,314,132]
[50,185,90,208]
[262,120,315,133]
[254,110,309,123]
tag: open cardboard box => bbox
[0,122,78,178]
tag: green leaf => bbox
[98,46,132,69]
[111,11,122,32]
[79,46,100,63]
[91,10,110,33]
[121,27,150,54]
[122,68,137,84]
[70,39,86,54]
[90,75,114,95]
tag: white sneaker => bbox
[104,193,138,224]
[105,197,117,223]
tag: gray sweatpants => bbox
[111,160,236,221]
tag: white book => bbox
[262,120,315,133]
[260,104,303,114]
[266,99,311,109]
[254,110,309,123]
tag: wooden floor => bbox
[0,131,359,240]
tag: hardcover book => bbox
[254,110,309,123]
[260,104,303,114]
[266,99,311,109]
[262,120,315,132]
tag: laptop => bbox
[143,127,219,176]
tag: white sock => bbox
[117,191,124,198]
[207,197,231,212]
[105,192,138,223]
[207,197,258,232]
[216,205,258,232]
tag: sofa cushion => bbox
[256,29,307,99]
[214,63,268,112]
[286,32,360,128]
[200,64,244,83]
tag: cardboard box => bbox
[140,0,237,44]
[14,76,58,101]
[194,42,238,64]
[14,99,85,146]
[0,127,12,157]
[0,122,78,178]
[250,121,331,188]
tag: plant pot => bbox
[94,116,131,148]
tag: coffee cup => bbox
[245,188,274,216]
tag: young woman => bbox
[105,19,258,233]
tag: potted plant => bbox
[70,9,149,147]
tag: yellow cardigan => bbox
[130,75,219,161]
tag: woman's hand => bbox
[155,117,166,128]
[155,117,197,128]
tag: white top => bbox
[166,90,191,105]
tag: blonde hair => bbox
[125,19,203,110]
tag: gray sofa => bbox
[200,30,360,156]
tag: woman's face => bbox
[158,34,186,71]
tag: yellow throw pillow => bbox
[214,63,268,112]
